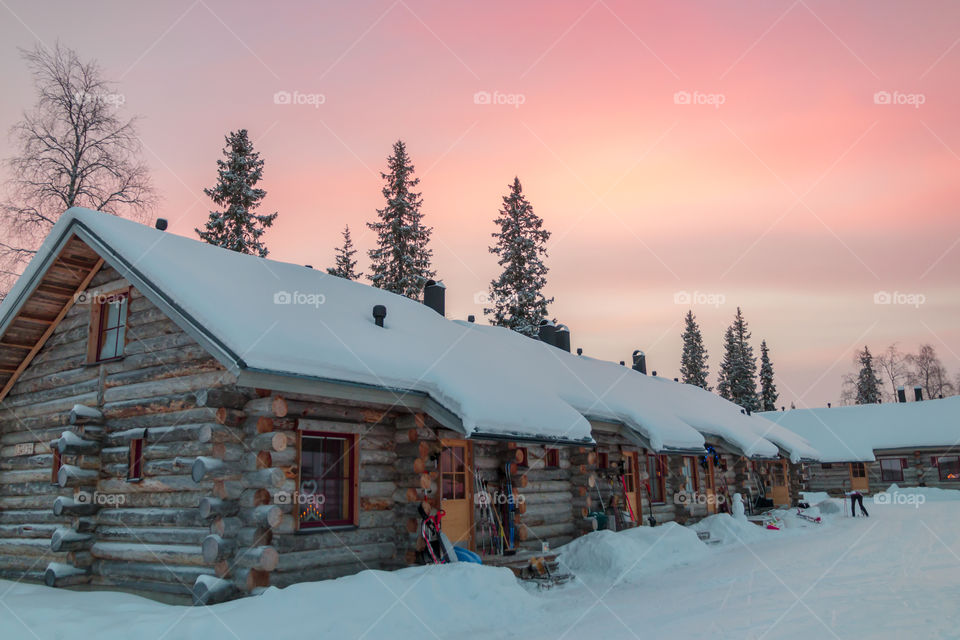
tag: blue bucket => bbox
[453,546,482,564]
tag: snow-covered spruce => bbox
[680,310,710,390]
[195,129,277,258]
[759,339,778,411]
[327,224,362,280]
[485,177,553,338]
[717,306,759,412]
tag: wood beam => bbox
[0,258,104,403]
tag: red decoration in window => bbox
[128,439,144,480]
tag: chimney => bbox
[632,350,647,375]
[372,305,387,327]
[538,319,556,346]
[897,386,907,403]
[914,386,923,402]
[673,377,679,382]
[827,403,831,408]
[554,324,570,352]
[467,315,475,323]
[619,361,625,366]
[576,348,583,356]
[423,280,445,316]
[652,370,657,377]
[155,218,168,231]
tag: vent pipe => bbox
[554,324,570,352]
[372,305,387,327]
[538,319,556,346]
[576,348,583,356]
[897,386,906,403]
[914,386,923,402]
[467,315,475,323]
[155,218,168,231]
[423,280,445,316]
[632,350,646,375]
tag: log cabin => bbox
[0,208,819,603]
[763,395,960,497]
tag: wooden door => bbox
[770,460,790,505]
[850,462,869,492]
[622,452,641,524]
[705,457,718,514]
[439,439,473,549]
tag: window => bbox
[622,454,637,492]
[851,462,867,478]
[681,456,698,493]
[88,291,129,362]
[440,445,468,499]
[298,432,357,528]
[597,452,609,469]
[879,458,904,482]
[938,456,960,482]
[647,454,666,503]
[544,448,560,469]
[51,448,61,485]
[127,439,144,481]
[821,463,833,470]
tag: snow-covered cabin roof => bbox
[762,397,960,462]
[0,208,815,458]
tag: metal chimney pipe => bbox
[155,218,168,231]
[914,386,923,402]
[467,315,475,323]
[632,350,647,375]
[538,319,556,346]
[372,305,387,327]
[554,324,570,352]
[897,386,907,403]
[423,280,445,316]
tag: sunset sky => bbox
[1,0,958,408]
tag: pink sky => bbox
[2,0,959,407]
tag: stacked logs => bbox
[44,404,107,586]
[394,414,441,564]
[569,447,599,536]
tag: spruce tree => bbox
[367,140,434,299]
[855,346,882,404]
[679,310,710,390]
[327,225,362,280]
[486,177,553,337]
[716,307,759,412]
[196,129,277,257]
[759,339,778,411]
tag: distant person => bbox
[850,490,869,517]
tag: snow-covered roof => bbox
[0,208,818,458]
[762,397,960,462]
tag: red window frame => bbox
[937,456,960,482]
[879,458,904,482]
[515,447,529,468]
[298,431,358,529]
[597,452,609,469]
[95,292,129,362]
[127,438,144,481]
[51,448,61,485]
[647,453,666,503]
[544,448,560,469]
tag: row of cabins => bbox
[765,395,960,496]
[0,207,947,605]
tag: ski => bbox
[796,509,822,524]
[504,461,517,554]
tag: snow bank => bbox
[0,564,531,639]
[800,491,832,505]
[0,207,815,457]
[876,483,960,502]
[557,522,709,584]
[762,397,960,462]
[692,513,774,545]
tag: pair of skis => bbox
[796,508,822,524]
[503,461,517,553]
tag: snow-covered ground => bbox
[3,492,959,639]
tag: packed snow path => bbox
[1,496,958,639]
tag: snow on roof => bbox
[0,208,815,457]
[762,397,960,462]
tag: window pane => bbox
[114,325,126,357]
[99,328,118,360]
[300,435,351,525]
